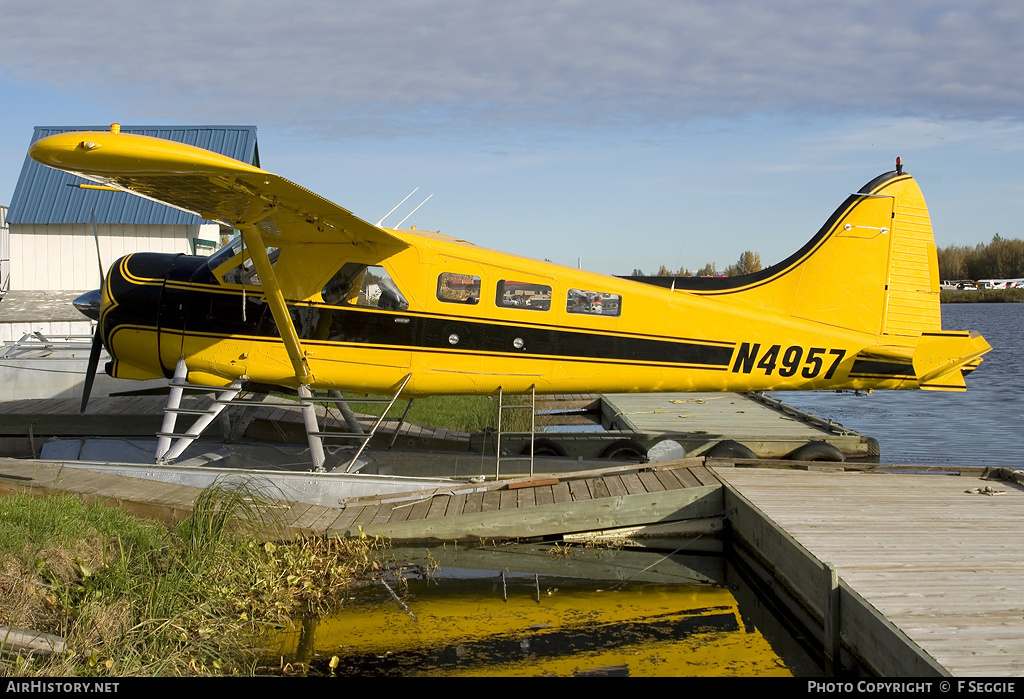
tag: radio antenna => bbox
[376,188,419,227]
[395,194,433,229]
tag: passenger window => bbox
[437,273,481,304]
[566,289,622,317]
[322,263,408,311]
[496,280,551,311]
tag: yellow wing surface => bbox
[29,127,404,249]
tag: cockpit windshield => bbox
[210,236,280,287]
[322,263,409,311]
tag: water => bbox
[771,304,1023,466]
[268,545,818,677]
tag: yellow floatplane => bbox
[29,125,990,468]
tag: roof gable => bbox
[7,125,258,225]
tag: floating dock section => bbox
[601,392,876,460]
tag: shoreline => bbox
[940,289,1024,303]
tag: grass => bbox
[0,485,393,677]
[339,393,533,433]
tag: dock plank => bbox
[464,490,485,515]
[619,473,646,495]
[425,495,451,519]
[602,475,628,498]
[637,471,665,492]
[568,479,592,501]
[498,489,517,511]
[534,485,554,506]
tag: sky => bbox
[2,0,1023,276]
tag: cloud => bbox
[4,0,1023,136]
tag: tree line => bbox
[937,234,1024,281]
[635,235,1024,282]
[633,251,762,278]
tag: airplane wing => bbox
[28,127,405,248]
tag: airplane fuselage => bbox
[27,127,987,400]
[99,227,939,398]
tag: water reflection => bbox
[267,544,818,677]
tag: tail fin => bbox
[639,166,992,391]
[674,169,942,337]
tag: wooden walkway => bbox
[330,459,722,543]
[716,465,1024,677]
[0,457,723,546]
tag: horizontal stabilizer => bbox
[913,331,992,392]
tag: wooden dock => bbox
[602,392,876,459]
[715,464,1024,677]
[325,459,722,546]
[3,451,1024,677]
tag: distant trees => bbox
[641,252,756,279]
[938,235,1024,280]
[636,235,1023,284]
[723,251,762,277]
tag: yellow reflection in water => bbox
[269,580,792,677]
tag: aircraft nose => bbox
[73,289,102,320]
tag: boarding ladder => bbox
[319,374,414,473]
[494,384,537,480]
[155,358,413,472]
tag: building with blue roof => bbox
[4,125,258,292]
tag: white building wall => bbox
[0,206,8,293]
[8,222,218,291]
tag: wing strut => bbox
[237,223,325,468]
[238,225,313,385]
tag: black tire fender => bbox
[523,438,568,457]
[787,440,845,462]
[705,439,757,459]
[599,439,648,460]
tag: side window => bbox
[566,289,622,317]
[496,280,552,311]
[322,263,408,311]
[437,273,481,304]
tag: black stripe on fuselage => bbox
[849,358,915,378]
[284,304,735,368]
[109,261,736,370]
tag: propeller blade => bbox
[91,209,104,289]
[81,329,104,415]
[81,208,107,415]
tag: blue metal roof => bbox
[6,125,259,225]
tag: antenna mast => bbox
[396,194,434,228]
[376,188,419,227]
